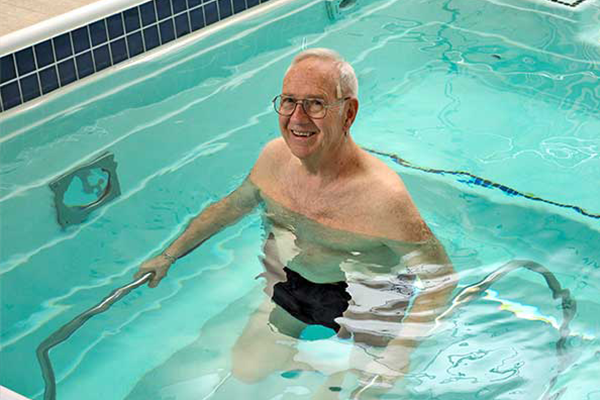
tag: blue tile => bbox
[159,19,175,44]
[53,33,73,61]
[189,8,205,30]
[94,45,111,71]
[39,66,59,94]
[76,52,95,78]
[15,47,36,76]
[233,0,246,13]
[72,26,91,54]
[34,40,54,68]
[107,14,125,39]
[247,0,259,6]
[188,0,202,6]
[90,20,108,46]
[260,0,269,2]
[204,2,218,25]
[0,55,16,84]
[127,32,144,56]
[155,0,173,20]
[175,13,190,37]
[1,82,21,110]
[173,0,187,13]
[124,7,141,32]
[110,38,128,64]
[57,59,77,86]
[218,0,233,18]
[20,74,40,102]
[140,1,157,26]
[143,26,160,50]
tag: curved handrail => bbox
[36,272,154,400]
[437,260,576,399]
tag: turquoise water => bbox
[0,0,599,399]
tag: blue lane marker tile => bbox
[155,0,173,20]
[143,26,160,50]
[173,0,187,14]
[218,0,233,18]
[188,0,202,7]
[204,2,218,25]
[53,33,73,61]
[72,26,91,54]
[247,0,259,6]
[76,52,95,78]
[57,59,77,85]
[0,55,17,84]
[124,7,141,32]
[127,32,144,56]
[175,13,191,37]
[190,8,205,30]
[39,66,59,94]
[107,14,125,39]
[233,0,247,13]
[34,40,55,68]
[159,19,176,43]
[140,1,158,26]
[110,38,128,64]
[1,81,21,110]
[15,47,36,76]
[20,74,41,102]
[90,20,109,46]
[94,45,111,71]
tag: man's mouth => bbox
[291,130,317,138]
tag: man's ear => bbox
[344,98,359,132]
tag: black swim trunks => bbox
[271,267,351,332]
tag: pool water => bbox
[0,0,599,399]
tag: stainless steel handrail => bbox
[36,272,154,400]
[438,260,576,399]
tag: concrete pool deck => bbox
[0,0,101,37]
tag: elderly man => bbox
[135,48,456,398]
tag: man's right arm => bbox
[134,177,262,287]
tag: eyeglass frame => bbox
[272,95,351,119]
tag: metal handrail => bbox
[35,260,576,399]
[437,260,576,399]
[36,272,154,400]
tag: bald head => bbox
[287,48,358,99]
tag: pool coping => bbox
[0,0,283,113]
[0,385,32,400]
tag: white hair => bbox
[288,48,358,99]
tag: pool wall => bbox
[0,0,273,113]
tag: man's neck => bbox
[299,136,361,185]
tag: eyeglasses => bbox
[272,95,350,119]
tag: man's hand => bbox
[134,255,173,288]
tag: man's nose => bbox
[289,101,311,122]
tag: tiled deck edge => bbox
[0,0,270,113]
[0,385,32,400]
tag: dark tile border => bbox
[0,0,271,112]
[545,0,590,7]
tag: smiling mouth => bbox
[291,130,317,138]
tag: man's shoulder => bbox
[249,138,289,186]
[258,138,289,164]
[358,152,432,243]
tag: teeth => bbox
[292,130,315,137]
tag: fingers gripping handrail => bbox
[36,272,154,400]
